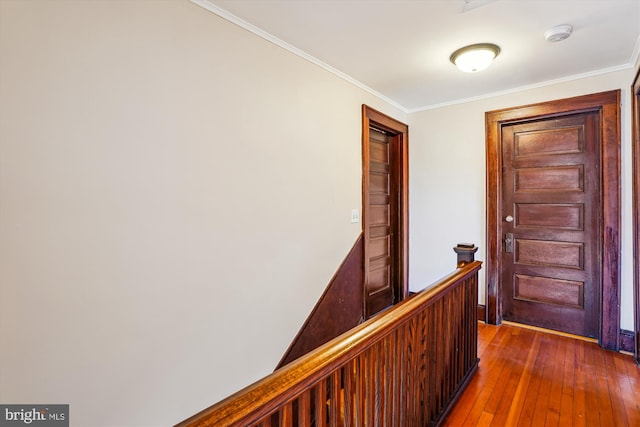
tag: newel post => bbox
[454,243,478,267]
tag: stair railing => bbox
[177,244,481,427]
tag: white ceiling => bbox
[196,0,640,112]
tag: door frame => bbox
[362,105,409,313]
[632,66,640,363]
[485,90,621,350]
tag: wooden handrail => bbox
[177,258,481,427]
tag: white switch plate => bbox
[350,209,360,223]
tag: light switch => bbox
[350,209,360,223]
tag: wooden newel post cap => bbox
[454,243,478,266]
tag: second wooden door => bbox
[500,112,601,338]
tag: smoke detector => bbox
[544,25,573,42]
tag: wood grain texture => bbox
[515,239,583,269]
[514,274,583,308]
[500,111,600,338]
[441,323,640,426]
[514,165,583,191]
[176,261,482,427]
[620,329,635,354]
[514,126,581,156]
[600,98,621,350]
[277,235,364,369]
[362,105,409,318]
[632,64,640,364]
[485,90,621,349]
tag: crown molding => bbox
[191,0,640,115]
[409,63,635,113]
[190,0,408,113]
[630,34,640,70]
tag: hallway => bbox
[442,323,640,426]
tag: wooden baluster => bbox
[365,351,375,426]
[280,403,293,427]
[176,247,481,427]
[315,378,327,427]
[341,365,350,427]
[375,340,385,426]
[352,356,363,427]
[327,370,340,427]
[298,390,311,426]
[384,335,394,426]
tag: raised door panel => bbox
[365,129,395,317]
[501,113,600,337]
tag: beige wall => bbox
[1,0,637,425]
[408,68,636,331]
[0,1,405,425]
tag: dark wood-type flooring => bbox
[442,322,640,426]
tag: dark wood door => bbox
[365,127,398,317]
[361,105,408,320]
[500,112,601,338]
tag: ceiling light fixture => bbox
[450,43,501,73]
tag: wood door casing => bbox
[485,90,621,350]
[500,113,601,337]
[362,105,408,319]
[632,66,640,364]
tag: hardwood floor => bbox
[442,322,640,426]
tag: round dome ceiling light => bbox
[450,43,501,73]
[544,24,573,42]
